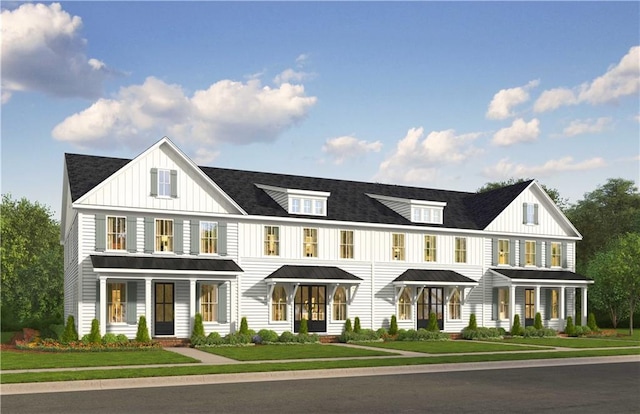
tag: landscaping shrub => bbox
[376,327,388,338]
[467,313,478,330]
[344,318,353,333]
[340,328,381,343]
[239,317,249,335]
[427,312,439,332]
[389,315,398,335]
[279,331,296,343]
[587,313,599,331]
[225,332,252,345]
[87,319,101,344]
[61,315,79,343]
[102,333,119,344]
[40,324,64,341]
[136,316,151,343]
[573,325,592,337]
[397,328,448,341]
[192,313,205,338]
[354,317,361,333]
[116,334,129,343]
[511,314,524,336]
[565,316,576,337]
[461,326,504,340]
[299,318,309,334]
[534,312,543,330]
[294,333,320,343]
[257,329,279,343]
[522,326,557,338]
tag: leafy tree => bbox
[477,178,568,210]
[0,194,64,329]
[587,248,628,328]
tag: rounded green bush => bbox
[257,329,279,343]
[279,331,296,343]
[102,333,119,344]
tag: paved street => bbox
[3,362,639,413]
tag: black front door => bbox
[417,287,444,330]
[294,285,326,333]
[154,283,174,336]
[524,288,535,327]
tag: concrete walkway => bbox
[164,346,237,364]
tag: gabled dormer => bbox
[255,184,330,216]
[366,194,446,225]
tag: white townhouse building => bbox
[61,137,593,339]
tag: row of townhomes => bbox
[61,137,593,338]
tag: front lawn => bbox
[355,340,544,353]
[1,349,198,370]
[199,343,395,361]
[504,337,640,349]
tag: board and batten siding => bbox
[63,214,80,321]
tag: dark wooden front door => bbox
[417,287,444,330]
[154,283,174,336]
[524,288,535,327]
[294,285,326,333]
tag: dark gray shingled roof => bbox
[91,255,243,272]
[393,269,477,284]
[492,268,592,282]
[65,153,533,230]
[264,265,362,281]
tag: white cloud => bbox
[375,127,482,185]
[561,117,612,138]
[193,148,221,165]
[273,68,314,85]
[295,53,310,66]
[534,46,640,112]
[322,135,382,164]
[52,76,317,151]
[486,80,539,120]
[491,118,540,146]
[483,156,607,179]
[1,2,115,102]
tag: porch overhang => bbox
[392,269,478,287]
[264,265,363,286]
[90,255,243,277]
[489,268,593,286]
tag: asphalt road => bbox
[3,362,639,413]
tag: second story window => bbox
[550,242,561,267]
[525,240,536,266]
[264,226,280,256]
[392,233,405,261]
[158,169,171,197]
[498,239,510,265]
[107,216,126,251]
[303,228,318,258]
[200,221,218,254]
[424,234,436,262]
[155,219,173,252]
[340,230,354,259]
[455,237,467,263]
[523,203,539,225]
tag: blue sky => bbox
[2,1,639,219]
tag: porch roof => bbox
[392,269,478,286]
[490,268,593,284]
[264,265,363,284]
[90,255,243,273]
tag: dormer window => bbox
[367,194,445,225]
[289,196,326,216]
[255,184,329,217]
[412,206,443,224]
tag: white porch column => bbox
[534,286,541,317]
[581,287,588,326]
[99,278,107,335]
[559,286,566,320]
[189,279,197,334]
[509,285,516,330]
[145,278,152,335]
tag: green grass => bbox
[355,340,544,353]
[1,350,198,370]
[504,337,640,349]
[199,344,395,361]
[1,332,17,344]
[3,347,638,384]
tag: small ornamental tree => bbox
[511,314,523,336]
[587,312,599,331]
[299,318,309,335]
[565,316,576,337]
[428,312,439,332]
[389,315,398,335]
[534,312,543,330]
[61,315,79,343]
[136,316,151,343]
[88,318,101,344]
[344,318,353,333]
[354,317,361,333]
[239,317,249,335]
[191,313,205,342]
[467,313,478,330]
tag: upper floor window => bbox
[289,197,327,216]
[264,226,280,256]
[424,234,436,262]
[150,168,177,198]
[525,240,536,266]
[333,286,347,321]
[107,216,126,251]
[108,282,126,324]
[523,203,539,225]
[158,169,171,197]
[412,206,443,224]
[340,230,354,259]
[550,242,561,267]
[392,233,405,261]
[155,219,173,252]
[303,228,318,258]
[455,237,467,263]
[498,239,510,265]
[200,221,218,254]
[200,284,218,322]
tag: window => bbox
[525,240,536,266]
[424,235,436,262]
[264,226,280,256]
[155,219,173,252]
[314,199,324,215]
[524,203,539,225]
[288,196,327,216]
[107,216,126,251]
[291,198,300,213]
[398,289,411,320]
[498,288,509,320]
[498,239,510,265]
[550,242,561,267]
[449,288,461,320]
[200,284,218,322]
[412,206,444,224]
[158,169,171,197]
[271,285,287,321]
[200,221,218,254]
[525,289,535,320]
[108,283,126,324]
[455,237,467,263]
[333,286,347,321]
[303,228,317,257]
[550,289,559,319]
[340,230,354,259]
[303,199,312,214]
[392,233,405,261]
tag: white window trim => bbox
[498,239,510,266]
[264,225,280,257]
[107,282,127,325]
[339,229,355,260]
[447,288,462,321]
[157,168,172,198]
[498,288,509,320]
[269,285,288,323]
[199,221,218,256]
[302,227,319,258]
[106,215,127,252]
[199,283,219,323]
[524,240,536,267]
[455,237,467,264]
[424,234,437,262]
[550,242,562,268]
[392,232,406,261]
[332,286,348,321]
[155,218,175,254]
